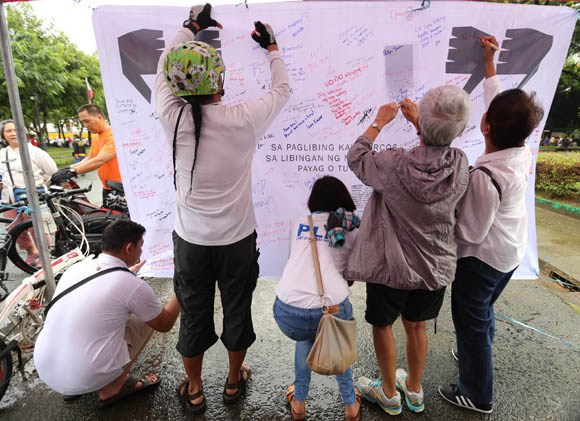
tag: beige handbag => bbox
[305,215,358,376]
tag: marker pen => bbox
[479,36,499,51]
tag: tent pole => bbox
[0,0,56,299]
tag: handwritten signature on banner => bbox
[339,24,374,48]
[415,16,447,48]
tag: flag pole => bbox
[86,77,94,104]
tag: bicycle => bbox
[0,200,42,296]
[5,185,128,275]
[0,247,86,401]
[57,178,129,216]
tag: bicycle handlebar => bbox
[46,187,91,198]
[0,186,92,211]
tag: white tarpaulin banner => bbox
[93,1,576,279]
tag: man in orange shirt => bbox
[52,104,123,205]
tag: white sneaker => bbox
[355,376,402,415]
[395,368,424,413]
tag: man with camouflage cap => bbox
[155,3,290,414]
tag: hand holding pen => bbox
[480,35,498,79]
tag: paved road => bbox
[535,206,580,284]
[1,273,579,420]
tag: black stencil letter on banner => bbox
[195,30,222,55]
[446,26,491,94]
[497,29,553,89]
[118,29,164,103]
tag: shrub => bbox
[535,152,580,199]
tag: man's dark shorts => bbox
[173,231,260,357]
[365,282,446,326]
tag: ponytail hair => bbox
[183,95,210,193]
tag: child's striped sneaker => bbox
[395,368,424,413]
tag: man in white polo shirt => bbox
[34,220,180,406]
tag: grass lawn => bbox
[46,146,74,169]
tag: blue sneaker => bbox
[395,368,424,413]
[356,376,402,416]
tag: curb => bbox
[539,258,580,288]
[535,197,580,220]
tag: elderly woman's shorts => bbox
[365,283,446,326]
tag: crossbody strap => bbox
[172,104,188,190]
[470,166,502,201]
[5,148,14,186]
[44,266,131,316]
[307,214,325,304]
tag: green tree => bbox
[0,3,104,147]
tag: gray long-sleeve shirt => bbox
[155,28,290,245]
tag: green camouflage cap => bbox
[164,41,225,97]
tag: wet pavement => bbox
[1,271,579,420]
[0,177,579,420]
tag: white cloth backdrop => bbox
[92,1,576,279]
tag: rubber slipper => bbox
[98,373,160,407]
[285,384,306,421]
[176,378,207,415]
[223,361,251,404]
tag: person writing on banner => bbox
[155,3,290,414]
[345,85,471,414]
[0,119,58,265]
[438,37,544,414]
[273,176,362,421]
[51,104,123,206]
[34,220,180,406]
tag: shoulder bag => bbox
[44,266,131,316]
[305,214,357,375]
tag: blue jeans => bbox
[273,297,356,405]
[451,257,516,405]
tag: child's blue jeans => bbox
[273,297,356,405]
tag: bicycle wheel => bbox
[6,220,57,275]
[0,339,13,402]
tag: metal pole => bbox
[0,0,56,298]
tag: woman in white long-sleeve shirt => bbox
[0,120,57,264]
[438,36,545,414]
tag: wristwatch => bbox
[371,122,382,133]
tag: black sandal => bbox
[223,361,251,404]
[177,378,207,415]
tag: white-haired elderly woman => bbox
[344,86,470,415]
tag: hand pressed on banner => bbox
[183,3,223,34]
[252,21,277,49]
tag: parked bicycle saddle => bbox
[105,181,125,194]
